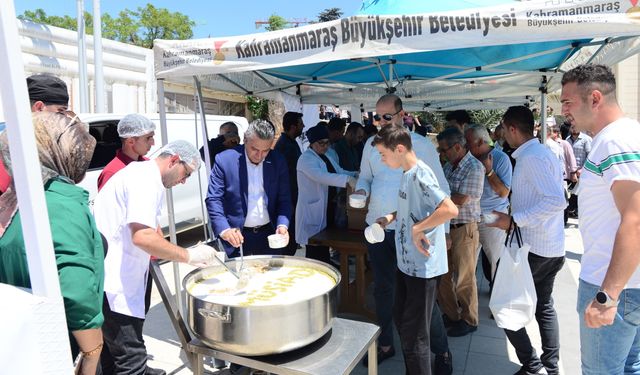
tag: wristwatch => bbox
[595,290,619,307]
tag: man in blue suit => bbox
[206,119,292,257]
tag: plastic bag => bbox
[489,222,537,331]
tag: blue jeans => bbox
[367,229,397,347]
[578,279,640,374]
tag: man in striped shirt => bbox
[562,64,640,374]
[437,127,484,337]
[489,106,566,375]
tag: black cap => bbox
[27,74,69,105]
[306,123,329,144]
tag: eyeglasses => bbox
[373,108,402,122]
[316,140,330,146]
[180,161,193,179]
[437,146,453,153]
[56,110,81,144]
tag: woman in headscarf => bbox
[0,111,104,374]
[296,123,357,264]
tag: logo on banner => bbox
[628,0,640,22]
[214,40,226,64]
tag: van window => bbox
[88,120,122,170]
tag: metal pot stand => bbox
[149,260,381,375]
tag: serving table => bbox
[308,228,376,321]
[150,260,380,375]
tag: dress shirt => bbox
[566,132,592,169]
[443,151,484,224]
[557,139,577,179]
[244,153,270,227]
[356,132,450,229]
[510,138,566,258]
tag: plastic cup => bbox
[481,212,498,224]
[349,194,366,208]
[364,223,385,244]
[268,234,288,248]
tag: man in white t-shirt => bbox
[561,64,640,374]
[94,140,221,375]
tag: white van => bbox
[78,113,249,233]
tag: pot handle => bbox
[198,307,232,323]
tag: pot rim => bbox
[182,255,341,309]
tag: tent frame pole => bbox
[193,76,215,242]
[156,78,184,316]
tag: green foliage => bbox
[19,4,194,49]
[317,8,343,22]
[247,96,269,120]
[19,8,93,33]
[265,14,289,31]
[469,109,505,129]
[416,111,446,133]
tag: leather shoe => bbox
[447,320,477,337]
[514,364,547,375]
[434,350,453,375]
[362,346,396,367]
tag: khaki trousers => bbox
[438,222,480,326]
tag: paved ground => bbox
[143,218,585,374]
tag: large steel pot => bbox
[183,255,340,356]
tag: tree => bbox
[135,4,194,48]
[247,96,269,120]
[317,8,343,22]
[265,14,288,31]
[19,8,94,34]
[470,109,505,128]
[18,4,194,49]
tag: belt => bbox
[243,223,272,233]
[450,223,468,229]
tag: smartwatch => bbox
[595,290,619,307]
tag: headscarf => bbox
[0,111,96,237]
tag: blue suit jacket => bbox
[205,145,292,255]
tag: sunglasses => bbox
[56,110,81,144]
[373,108,402,122]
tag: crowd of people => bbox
[0,63,638,375]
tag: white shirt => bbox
[510,138,566,258]
[243,152,270,227]
[545,138,565,177]
[93,161,164,318]
[579,118,640,287]
[356,132,450,229]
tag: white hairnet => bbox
[117,114,156,138]
[158,140,201,171]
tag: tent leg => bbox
[193,76,215,242]
[540,81,547,143]
[156,78,184,317]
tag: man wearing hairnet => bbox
[93,140,222,375]
[97,114,156,190]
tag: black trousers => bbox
[504,253,565,374]
[100,295,149,375]
[393,269,438,375]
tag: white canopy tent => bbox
[150,0,640,315]
[153,0,640,112]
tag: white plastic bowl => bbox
[364,223,385,244]
[349,194,366,208]
[268,233,288,249]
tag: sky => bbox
[14,0,362,38]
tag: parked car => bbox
[78,113,249,234]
